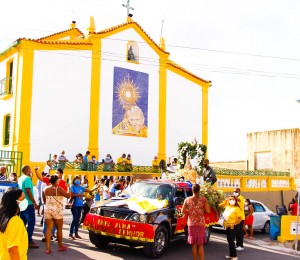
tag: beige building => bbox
[247,128,300,177]
[211,128,300,178]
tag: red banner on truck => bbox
[83,214,155,242]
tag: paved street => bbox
[28,213,300,260]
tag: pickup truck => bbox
[83,180,219,258]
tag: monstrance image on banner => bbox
[112,67,149,138]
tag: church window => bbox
[127,41,139,63]
[3,114,11,146]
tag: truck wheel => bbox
[89,231,110,248]
[204,226,212,245]
[143,225,169,258]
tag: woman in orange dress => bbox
[182,184,210,260]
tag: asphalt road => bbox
[27,213,300,260]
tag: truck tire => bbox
[143,225,169,258]
[89,231,110,248]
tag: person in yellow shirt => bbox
[152,156,159,167]
[152,156,159,173]
[222,196,243,260]
[117,154,127,165]
[0,187,28,260]
[233,188,245,251]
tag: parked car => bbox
[84,180,217,258]
[214,199,276,234]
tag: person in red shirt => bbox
[289,199,299,216]
[35,168,67,192]
[56,168,67,192]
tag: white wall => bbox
[30,50,91,161]
[98,28,159,165]
[166,71,202,159]
[0,53,18,149]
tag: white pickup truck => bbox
[0,181,19,201]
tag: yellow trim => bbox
[13,44,34,164]
[202,86,209,148]
[0,47,18,63]
[83,226,154,242]
[87,35,102,186]
[126,41,139,64]
[99,23,168,57]
[174,229,185,234]
[0,94,12,101]
[158,57,168,163]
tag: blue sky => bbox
[1,0,299,161]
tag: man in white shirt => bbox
[58,150,68,169]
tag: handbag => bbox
[65,197,74,209]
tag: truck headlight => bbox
[129,213,147,223]
[139,214,147,222]
[90,207,99,214]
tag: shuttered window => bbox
[4,114,11,146]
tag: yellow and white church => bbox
[0,15,211,167]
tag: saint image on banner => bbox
[112,67,149,138]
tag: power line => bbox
[17,45,300,80]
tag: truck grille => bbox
[102,209,130,220]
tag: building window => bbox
[255,152,272,170]
[0,59,13,97]
[3,114,11,146]
[127,41,139,63]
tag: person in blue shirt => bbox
[82,151,90,171]
[69,175,97,239]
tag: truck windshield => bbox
[129,182,172,200]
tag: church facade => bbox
[0,17,211,166]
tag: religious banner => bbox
[112,67,149,138]
[83,214,155,242]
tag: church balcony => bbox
[0,77,13,99]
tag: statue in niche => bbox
[127,45,137,62]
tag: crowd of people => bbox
[0,163,136,258]
[50,150,134,172]
[0,158,299,259]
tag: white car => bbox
[214,199,276,234]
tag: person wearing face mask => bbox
[203,159,217,185]
[43,175,71,254]
[18,165,39,248]
[221,196,243,260]
[233,188,245,251]
[0,187,28,259]
[103,154,115,171]
[243,199,254,240]
[69,176,97,240]
[125,154,133,171]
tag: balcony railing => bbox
[0,150,23,176]
[55,161,161,173]
[0,77,13,97]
